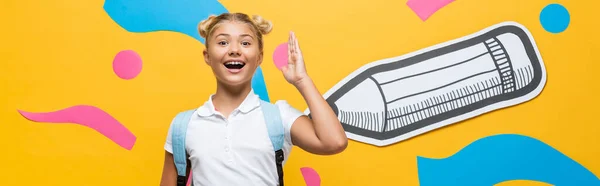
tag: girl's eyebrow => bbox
[239,34,254,39]
[214,33,254,39]
[214,33,230,37]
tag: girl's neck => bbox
[212,80,252,117]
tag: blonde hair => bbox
[198,13,273,51]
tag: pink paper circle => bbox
[272,43,288,70]
[113,50,143,80]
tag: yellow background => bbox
[1,0,599,185]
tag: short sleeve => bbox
[275,100,305,161]
[164,120,174,154]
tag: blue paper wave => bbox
[103,0,228,44]
[417,134,600,186]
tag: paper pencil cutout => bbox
[306,22,547,146]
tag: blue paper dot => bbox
[540,4,570,33]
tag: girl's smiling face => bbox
[203,21,263,87]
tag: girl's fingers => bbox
[291,32,295,50]
[288,32,293,54]
[294,34,301,55]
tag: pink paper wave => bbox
[18,105,136,150]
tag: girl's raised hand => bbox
[281,31,309,87]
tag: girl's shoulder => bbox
[271,100,297,111]
[270,99,306,122]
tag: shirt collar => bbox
[197,89,261,117]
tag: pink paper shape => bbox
[406,0,455,21]
[113,50,143,80]
[187,171,193,186]
[18,105,136,150]
[300,167,321,186]
[272,43,288,70]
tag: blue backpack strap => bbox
[170,109,196,186]
[259,100,285,186]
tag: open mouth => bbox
[224,61,246,69]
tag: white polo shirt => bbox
[164,90,304,186]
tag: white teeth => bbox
[225,61,245,65]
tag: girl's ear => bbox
[203,49,210,65]
[257,51,263,66]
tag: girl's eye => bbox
[218,41,228,46]
[242,41,251,46]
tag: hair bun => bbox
[252,15,273,35]
[198,15,217,38]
